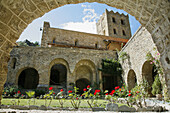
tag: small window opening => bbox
[95,43,98,49]
[113,29,117,34]
[121,19,125,25]
[11,58,17,69]
[112,17,116,23]
[122,30,126,36]
[75,40,78,46]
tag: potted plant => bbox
[152,74,162,100]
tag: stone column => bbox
[0,54,9,105]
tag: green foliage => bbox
[26,91,35,98]
[152,75,162,95]
[99,58,122,76]
[119,51,129,61]
[3,84,19,98]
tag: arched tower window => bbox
[121,19,125,25]
[113,29,117,34]
[112,17,116,23]
[122,30,126,36]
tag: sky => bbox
[17,2,141,43]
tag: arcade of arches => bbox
[0,0,169,102]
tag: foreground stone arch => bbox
[0,0,169,103]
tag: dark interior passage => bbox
[18,68,39,89]
[50,64,67,88]
[76,78,91,94]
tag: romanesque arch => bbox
[50,64,67,88]
[0,0,169,102]
[18,67,39,89]
[48,58,70,88]
[142,61,158,95]
[127,69,137,90]
[73,59,96,85]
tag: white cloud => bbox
[59,7,99,34]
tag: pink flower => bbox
[150,62,153,64]
[157,53,160,55]
[152,60,155,63]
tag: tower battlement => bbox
[96,9,131,39]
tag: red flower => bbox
[49,87,53,90]
[111,90,115,94]
[136,91,139,93]
[53,93,55,94]
[68,90,72,93]
[105,93,108,95]
[128,94,132,96]
[17,91,21,94]
[95,90,100,93]
[60,89,63,92]
[115,86,120,90]
[76,98,78,100]
[87,85,90,88]
[119,88,121,91]
[129,90,131,93]
[94,92,97,95]
[22,94,23,96]
[83,88,87,91]
[109,93,113,96]
[14,92,16,94]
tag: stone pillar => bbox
[0,54,9,105]
[99,70,103,90]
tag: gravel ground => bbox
[0,109,116,113]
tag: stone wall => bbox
[7,46,116,91]
[120,26,169,98]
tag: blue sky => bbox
[18,2,141,43]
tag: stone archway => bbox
[18,68,39,89]
[0,0,169,102]
[142,61,158,95]
[127,69,137,90]
[76,78,91,94]
[73,59,96,86]
[50,64,67,88]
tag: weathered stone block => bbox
[0,4,13,24]
[105,103,118,111]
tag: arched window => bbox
[95,43,98,49]
[121,19,125,25]
[112,17,116,23]
[113,29,117,34]
[75,40,78,46]
[122,30,126,36]
[11,58,17,69]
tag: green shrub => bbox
[152,74,162,95]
